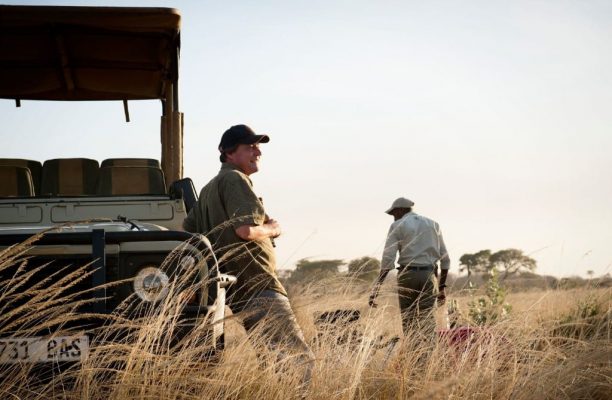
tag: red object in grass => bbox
[437,326,480,347]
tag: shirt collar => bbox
[401,211,415,220]
[221,162,242,172]
[220,162,253,184]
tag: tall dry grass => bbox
[1,239,610,400]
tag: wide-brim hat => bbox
[218,124,270,152]
[385,197,415,214]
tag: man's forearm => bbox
[376,269,391,286]
[438,269,448,287]
[235,222,280,241]
[371,269,392,297]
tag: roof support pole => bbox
[161,93,171,185]
[161,82,183,184]
[171,109,184,181]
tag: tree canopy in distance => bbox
[460,248,537,280]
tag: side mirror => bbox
[169,178,198,213]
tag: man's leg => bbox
[397,270,438,336]
[397,270,420,336]
[413,271,438,337]
[240,290,315,390]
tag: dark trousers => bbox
[229,290,314,388]
[397,269,438,336]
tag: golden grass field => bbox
[1,239,610,400]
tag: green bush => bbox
[467,269,512,325]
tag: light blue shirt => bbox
[381,211,450,271]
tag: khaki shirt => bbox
[183,163,286,307]
[381,211,450,271]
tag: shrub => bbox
[467,269,512,325]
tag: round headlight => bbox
[133,266,170,302]
[178,255,196,270]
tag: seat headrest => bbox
[0,166,35,197]
[101,158,161,168]
[97,166,166,195]
[0,158,42,194]
[41,158,99,196]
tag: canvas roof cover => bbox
[0,5,181,101]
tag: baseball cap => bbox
[385,197,415,214]
[218,124,270,153]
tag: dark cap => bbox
[218,124,270,153]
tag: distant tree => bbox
[489,249,536,279]
[587,270,594,280]
[347,256,380,282]
[459,250,492,274]
[288,258,344,284]
[459,250,492,287]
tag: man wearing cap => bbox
[368,197,450,336]
[183,124,314,387]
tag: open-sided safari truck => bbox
[0,5,234,367]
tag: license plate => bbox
[0,336,89,363]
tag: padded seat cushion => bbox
[101,158,160,168]
[41,158,99,196]
[97,166,166,195]
[0,166,35,197]
[0,158,42,194]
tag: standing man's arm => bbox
[369,269,391,308]
[437,229,450,305]
[222,173,280,243]
[369,225,399,307]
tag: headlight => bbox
[133,266,170,302]
[178,255,196,270]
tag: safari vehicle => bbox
[0,5,234,366]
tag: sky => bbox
[2,0,611,278]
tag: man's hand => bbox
[437,268,448,305]
[368,292,378,308]
[235,220,281,242]
[437,286,446,305]
[368,283,382,308]
[368,295,378,308]
[369,268,392,308]
[264,218,281,238]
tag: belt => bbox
[397,265,434,271]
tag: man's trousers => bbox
[396,268,438,336]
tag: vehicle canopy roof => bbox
[0,5,181,101]
[0,5,184,182]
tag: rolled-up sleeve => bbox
[381,224,400,271]
[221,173,265,229]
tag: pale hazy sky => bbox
[2,0,611,278]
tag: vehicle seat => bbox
[97,166,166,195]
[0,158,42,194]
[0,166,35,197]
[101,158,161,168]
[41,158,100,196]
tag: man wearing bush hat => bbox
[183,124,314,389]
[369,197,450,336]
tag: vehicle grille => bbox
[0,254,119,335]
